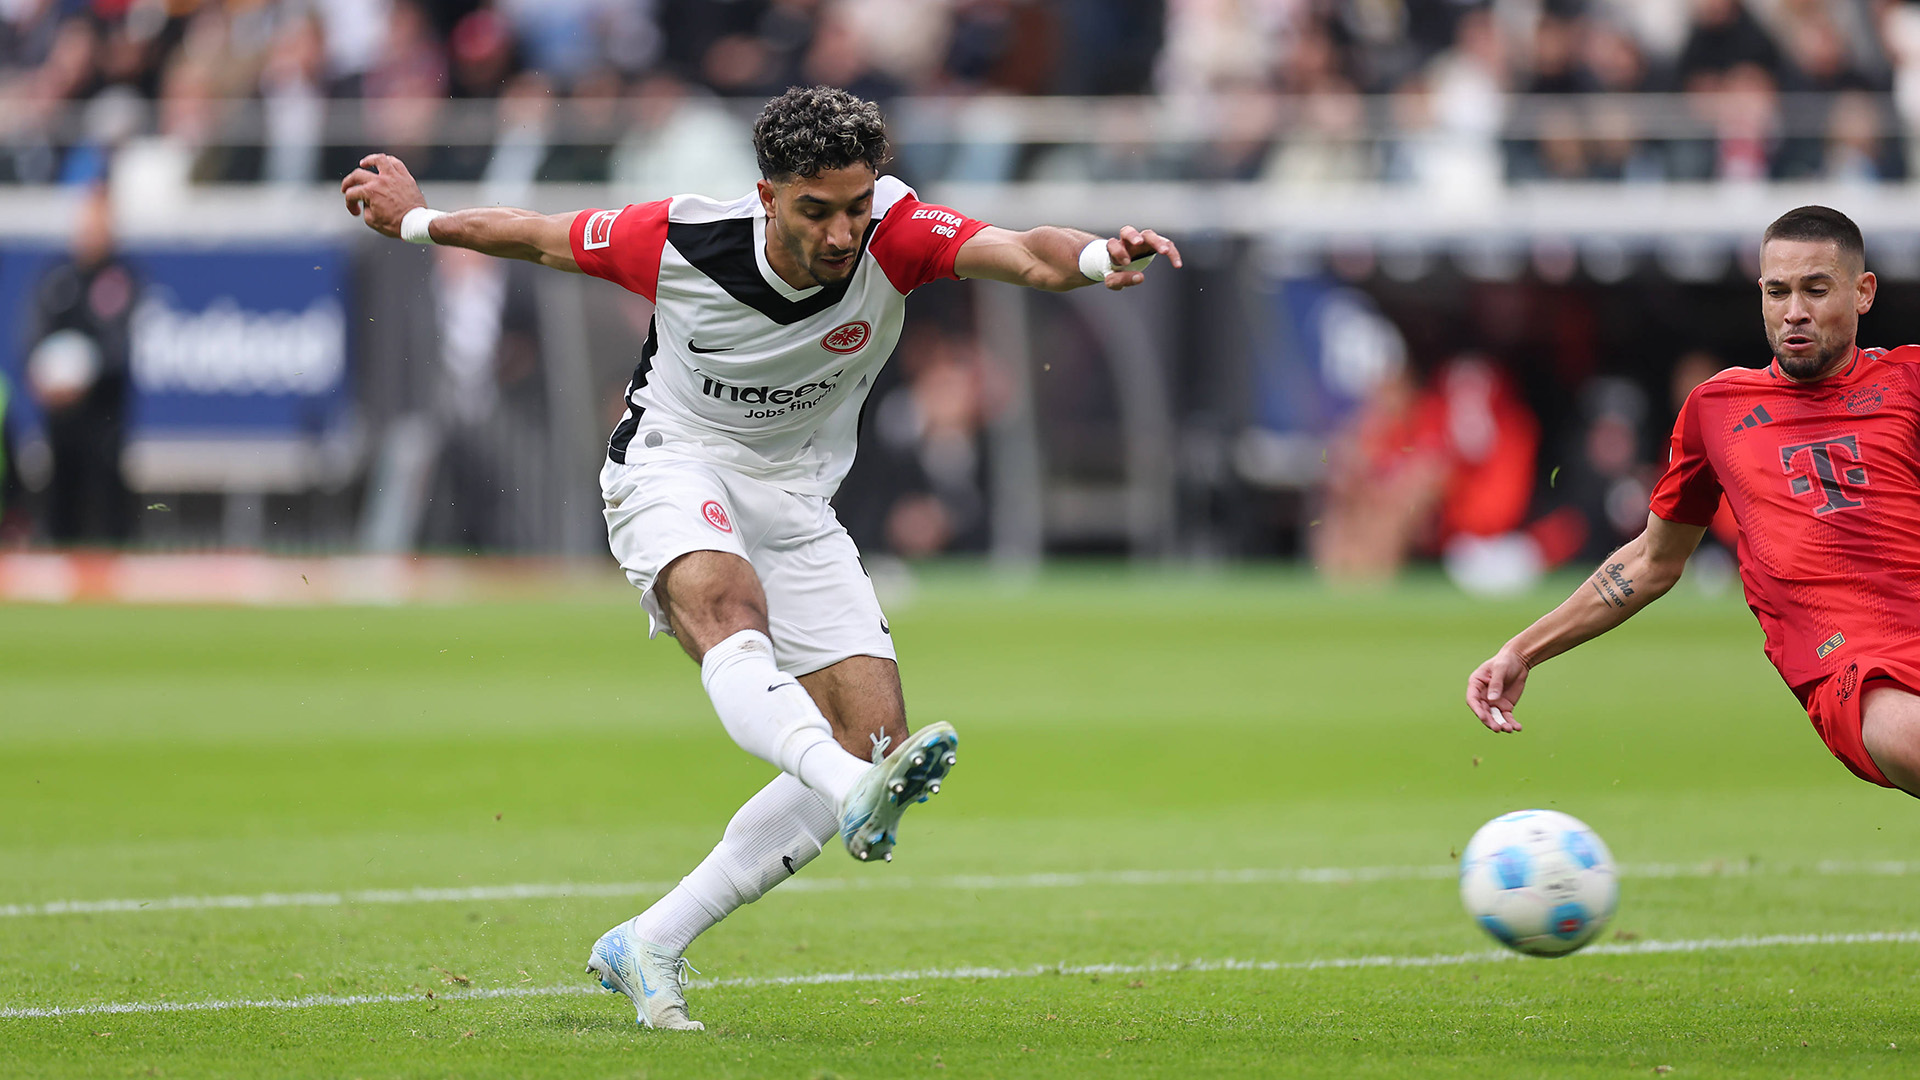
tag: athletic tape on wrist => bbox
[1078,238,1155,281]
[401,207,446,245]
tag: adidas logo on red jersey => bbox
[1731,404,1775,432]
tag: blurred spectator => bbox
[1677,0,1781,89]
[25,186,135,544]
[944,0,1058,95]
[422,244,550,551]
[538,66,622,182]
[801,3,902,103]
[498,0,602,79]
[1527,13,1585,95]
[1823,89,1901,182]
[1314,354,1541,584]
[449,7,517,99]
[1386,9,1506,199]
[1582,18,1650,92]
[1885,0,1920,155]
[357,0,449,179]
[1156,0,1280,98]
[1263,20,1369,189]
[1782,8,1871,93]
[1672,60,1781,181]
[1552,376,1653,561]
[0,0,1909,193]
[609,72,759,200]
[260,13,328,186]
[842,323,1006,557]
[479,70,553,202]
[0,368,21,541]
[1313,362,1447,583]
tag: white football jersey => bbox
[570,175,987,495]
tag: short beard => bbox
[1773,338,1848,380]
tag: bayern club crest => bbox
[820,321,871,354]
[1845,383,1885,415]
[701,500,733,533]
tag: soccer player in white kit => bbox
[342,86,1180,1030]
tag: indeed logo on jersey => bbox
[910,207,966,238]
[697,367,845,419]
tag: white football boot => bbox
[585,921,704,1031]
[840,722,959,863]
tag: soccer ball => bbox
[1459,809,1617,957]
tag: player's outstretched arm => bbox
[340,154,580,273]
[1466,513,1707,733]
[955,225,1181,292]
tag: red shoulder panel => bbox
[1868,343,1920,366]
[1647,383,1725,527]
[570,200,671,301]
[868,194,989,295]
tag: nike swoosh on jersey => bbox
[687,339,732,354]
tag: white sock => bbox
[630,773,840,952]
[700,629,868,807]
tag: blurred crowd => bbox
[1,0,1918,187]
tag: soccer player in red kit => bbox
[341,87,1180,1030]
[1466,205,1920,798]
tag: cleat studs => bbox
[858,850,869,860]
[891,781,906,793]
[945,753,956,766]
[911,754,925,767]
[883,852,892,862]
[930,782,940,793]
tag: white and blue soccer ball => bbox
[1459,809,1617,957]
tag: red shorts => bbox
[1798,657,1920,789]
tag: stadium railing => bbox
[4,92,1919,562]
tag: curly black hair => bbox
[752,86,891,181]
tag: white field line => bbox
[3,859,1917,921]
[5,930,1918,1021]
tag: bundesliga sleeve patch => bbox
[582,209,620,250]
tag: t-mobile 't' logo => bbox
[1778,434,1868,515]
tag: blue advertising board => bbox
[0,244,352,442]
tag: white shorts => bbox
[600,455,895,677]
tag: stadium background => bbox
[3,0,1919,588]
[10,4,1920,1075]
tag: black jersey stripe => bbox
[665,217,880,326]
[607,316,659,464]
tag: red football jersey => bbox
[1649,346,1920,693]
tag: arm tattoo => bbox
[1587,561,1636,610]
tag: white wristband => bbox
[401,207,446,245]
[1078,237,1155,281]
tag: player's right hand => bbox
[1466,648,1530,733]
[340,153,425,239]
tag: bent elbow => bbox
[1641,557,1690,600]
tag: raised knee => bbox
[1861,686,1920,791]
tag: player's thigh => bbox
[1860,681,1920,798]
[602,457,764,658]
[800,655,907,758]
[751,494,901,734]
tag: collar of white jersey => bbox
[751,210,827,302]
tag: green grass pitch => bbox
[3,566,1917,1078]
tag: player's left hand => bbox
[1101,226,1182,290]
[340,153,426,239]
[1466,647,1530,733]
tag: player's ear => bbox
[1857,270,1877,315]
[756,178,778,218]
